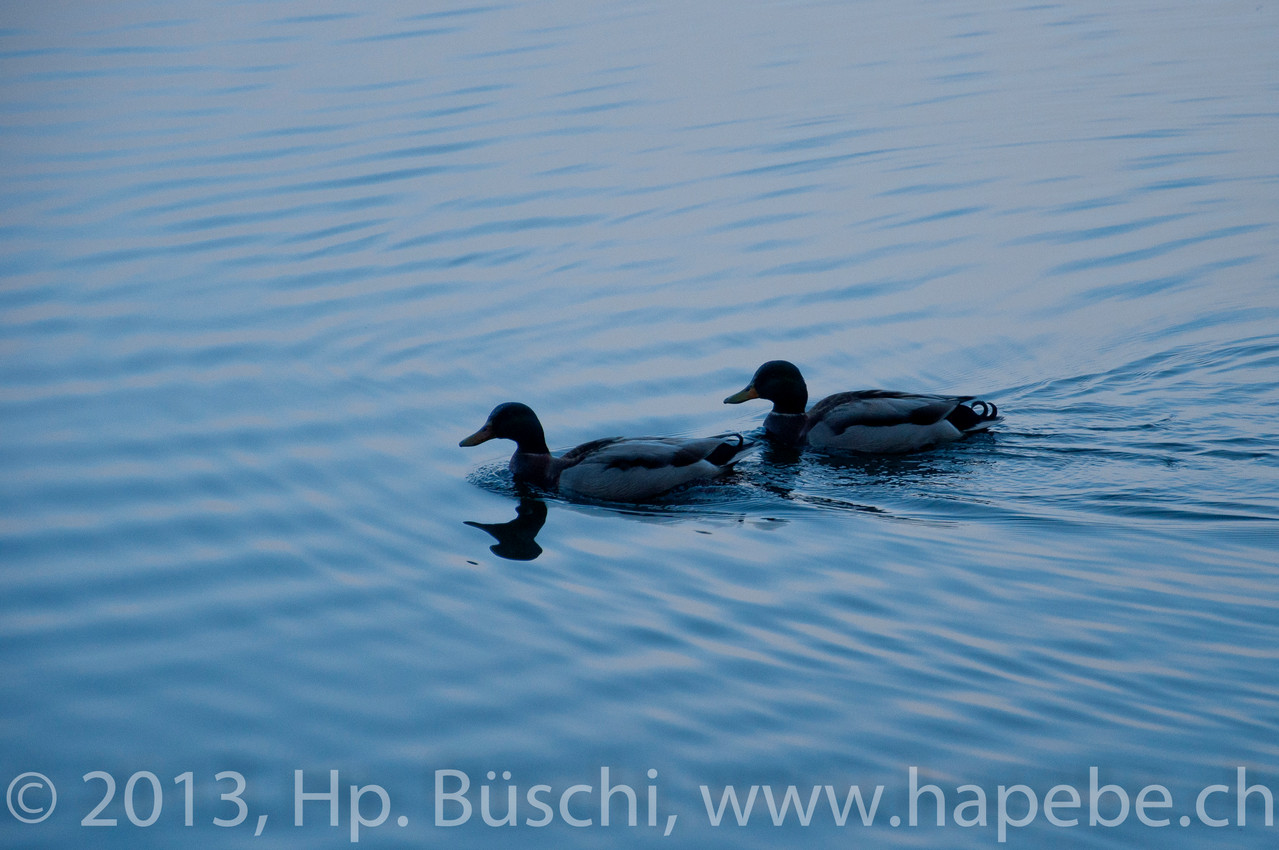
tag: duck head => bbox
[459,402,551,453]
[724,360,808,414]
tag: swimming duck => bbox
[460,402,754,501]
[724,360,999,454]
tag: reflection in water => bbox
[757,441,805,467]
[808,437,996,478]
[740,440,806,503]
[722,434,997,517]
[464,498,549,561]
[3,3,1278,850]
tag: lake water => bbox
[2,1,1278,847]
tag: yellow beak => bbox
[459,423,494,447]
[723,385,759,404]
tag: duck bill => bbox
[723,385,759,404]
[459,423,495,447]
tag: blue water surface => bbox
[2,1,1278,848]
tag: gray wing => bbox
[555,434,751,501]
[569,435,744,471]
[560,436,626,466]
[809,391,966,434]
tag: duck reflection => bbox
[744,440,804,499]
[734,438,993,517]
[810,443,988,479]
[758,440,805,467]
[463,498,548,561]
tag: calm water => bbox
[3,1,1278,847]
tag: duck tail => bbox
[948,399,1000,433]
[706,432,756,467]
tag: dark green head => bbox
[724,360,809,414]
[459,402,550,453]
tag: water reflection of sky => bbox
[2,1,1278,848]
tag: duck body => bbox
[461,402,752,502]
[726,360,999,454]
[801,389,997,453]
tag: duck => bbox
[460,402,754,502]
[724,360,999,454]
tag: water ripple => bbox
[4,3,1279,849]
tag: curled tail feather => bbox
[947,399,999,433]
[705,433,754,467]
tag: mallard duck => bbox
[724,360,999,454]
[460,402,754,501]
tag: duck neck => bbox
[514,434,550,454]
[510,451,558,488]
[510,418,550,455]
[764,411,808,446]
